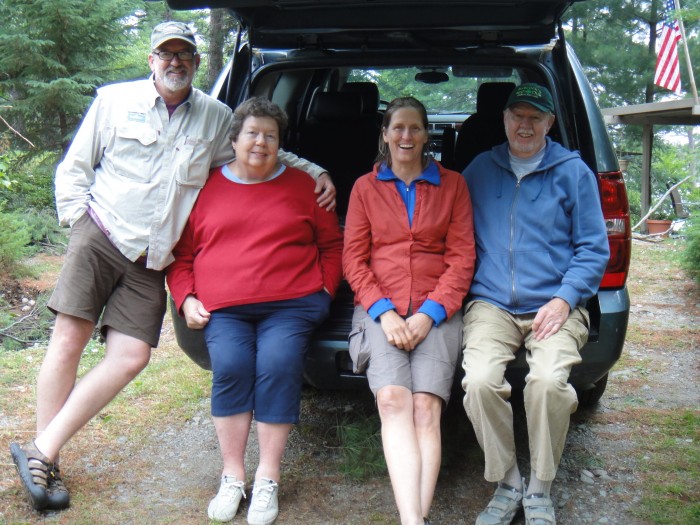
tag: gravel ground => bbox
[120,239,700,525]
[3,239,698,524]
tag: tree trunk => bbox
[207,9,225,92]
[646,0,658,103]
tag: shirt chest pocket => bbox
[111,125,158,182]
[175,136,212,189]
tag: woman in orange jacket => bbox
[343,96,475,525]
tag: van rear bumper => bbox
[303,287,630,392]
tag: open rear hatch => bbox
[164,0,584,49]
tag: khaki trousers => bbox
[461,300,589,481]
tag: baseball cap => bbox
[505,83,554,114]
[151,21,197,50]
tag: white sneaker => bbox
[247,478,279,525]
[208,475,246,522]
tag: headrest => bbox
[476,82,516,114]
[309,92,363,121]
[341,82,380,114]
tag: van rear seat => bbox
[298,91,380,217]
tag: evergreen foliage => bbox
[0,1,697,279]
[0,209,31,276]
[682,218,700,284]
[0,0,147,156]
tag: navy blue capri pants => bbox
[204,291,331,424]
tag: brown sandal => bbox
[10,441,52,510]
[47,464,70,510]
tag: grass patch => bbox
[336,411,386,479]
[625,324,698,350]
[632,409,700,525]
[631,239,686,268]
[0,331,213,525]
[73,335,211,441]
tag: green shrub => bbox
[0,151,60,212]
[0,211,31,277]
[21,208,67,254]
[681,219,700,285]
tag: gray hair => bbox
[230,97,289,144]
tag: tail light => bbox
[598,171,631,288]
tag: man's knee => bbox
[462,363,507,396]
[119,349,151,379]
[50,314,95,351]
[104,331,152,378]
[524,372,577,411]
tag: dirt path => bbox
[2,239,698,524]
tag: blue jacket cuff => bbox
[418,299,447,326]
[368,298,396,321]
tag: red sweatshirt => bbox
[167,166,343,312]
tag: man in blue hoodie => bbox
[461,84,609,525]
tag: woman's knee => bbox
[376,385,412,417]
[412,393,441,430]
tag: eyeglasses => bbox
[152,50,197,62]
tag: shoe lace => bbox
[252,481,276,509]
[219,477,246,502]
[49,466,66,490]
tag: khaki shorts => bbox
[349,305,463,404]
[47,212,167,348]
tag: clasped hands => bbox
[379,310,433,351]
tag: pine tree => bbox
[0,0,145,155]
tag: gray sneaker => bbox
[247,478,279,525]
[523,493,556,525]
[208,475,246,522]
[475,483,523,525]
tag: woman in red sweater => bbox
[343,97,475,525]
[167,97,343,525]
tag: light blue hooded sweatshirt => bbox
[462,137,610,314]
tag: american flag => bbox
[654,0,682,93]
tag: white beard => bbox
[160,68,193,92]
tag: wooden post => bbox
[674,0,699,104]
[641,123,653,234]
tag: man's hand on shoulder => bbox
[315,172,336,211]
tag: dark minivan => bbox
[165,0,631,407]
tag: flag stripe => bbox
[654,0,682,93]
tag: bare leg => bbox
[34,328,151,461]
[413,392,443,518]
[213,412,253,481]
[36,314,95,435]
[377,385,425,525]
[254,422,293,482]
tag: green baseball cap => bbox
[506,83,554,113]
[151,21,196,50]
